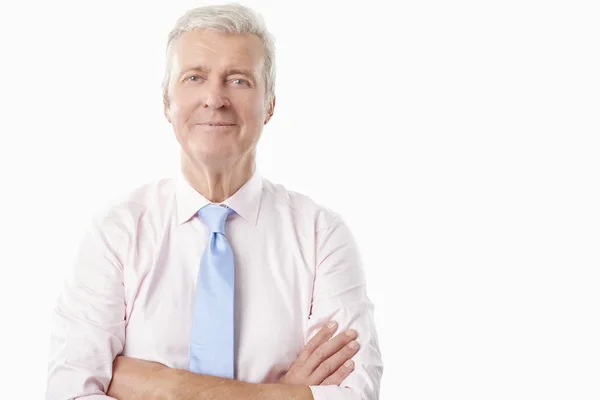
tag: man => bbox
[45,3,383,400]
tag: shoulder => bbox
[261,177,342,232]
[69,177,176,266]
[89,176,177,235]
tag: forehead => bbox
[171,29,265,73]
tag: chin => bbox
[183,139,250,167]
[191,148,239,166]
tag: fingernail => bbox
[348,341,359,349]
[327,321,337,329]
[344,360,354,368]
[345,329,357,337]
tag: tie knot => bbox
[197,204,234,234]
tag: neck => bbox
[181,151,255,203]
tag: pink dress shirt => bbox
[46,170,383,400]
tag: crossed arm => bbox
[107,357,311,400]
[45,212,382,400]
[107,322,359,400]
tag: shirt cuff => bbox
[309,385,363,400]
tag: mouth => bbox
[198,123,236,127]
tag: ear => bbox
[264,96,276,125]
[164,104,171,124]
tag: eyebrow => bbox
[226,68,255,78]
[181,66,256,80]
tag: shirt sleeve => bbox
[307,215,383,400]
[45,212,129,400]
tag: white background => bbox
[0,0,598,398]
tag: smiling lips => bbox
[198,122,236,126]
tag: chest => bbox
[122,219,316,381]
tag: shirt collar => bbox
[175,169,263,226]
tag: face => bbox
[165,29,274,168]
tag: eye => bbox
[185,75,202,82]
[231,78,250,86]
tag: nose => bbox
[203,81,230,109]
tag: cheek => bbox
[170,99,197,126]
[171,86,200,109]
[238,99,267,125]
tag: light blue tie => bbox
[189,204,235,378]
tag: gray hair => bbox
[162,3,276,108]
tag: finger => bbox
[321,359,355,386]
[304,329,358,373]
[295,321,338,366]
[311,340,360,384]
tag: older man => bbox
[45,3,383,400]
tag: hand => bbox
[280,321,359,386]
